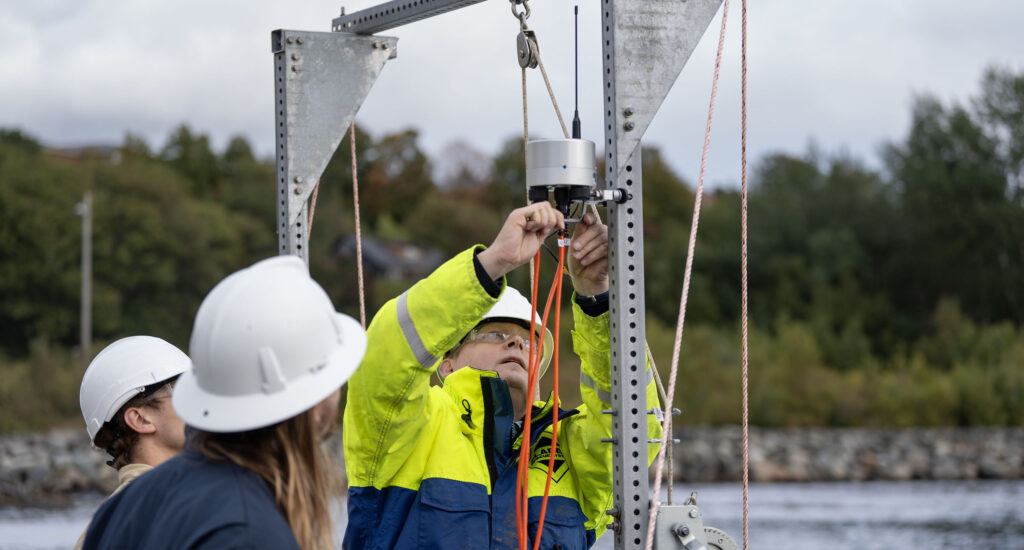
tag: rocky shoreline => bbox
[1,427,1020,507]
[670,426,1023,482]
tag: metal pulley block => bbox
[517,30,539,69]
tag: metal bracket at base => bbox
[652,503,738,550]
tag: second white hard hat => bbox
[473,286,554,378]
[173,255,366,433]
[79,336,190,443]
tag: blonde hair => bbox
[191,411,338,550]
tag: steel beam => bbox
[273,29,395,259]
[332,0,487,34]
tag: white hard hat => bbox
[173,255,366,433]
[471,287,555,378]
[80,336,190,443]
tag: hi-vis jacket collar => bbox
[442,366,578,446]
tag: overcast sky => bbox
[1,0,1021,189]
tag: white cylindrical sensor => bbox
[525,139,597,189]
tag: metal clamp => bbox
[590,188,628,204]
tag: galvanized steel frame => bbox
[273,1,722,547]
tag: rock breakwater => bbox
[1,427,1020,507]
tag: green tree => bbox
[160,125,220,197]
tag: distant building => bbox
[334,234,443,281]
[45,145,123,165]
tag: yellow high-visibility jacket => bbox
[343,247,661,550]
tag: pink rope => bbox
[351,123,367,329]
[644,1,730,548]
[308,183,320,238]
[740,0,751,546]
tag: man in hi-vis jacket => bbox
[343,202,661,550]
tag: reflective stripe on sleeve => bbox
[581,366,653,405]
[397,291,438,369]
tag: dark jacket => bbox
[82,450,299,550]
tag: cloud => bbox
[0,0,1021,188]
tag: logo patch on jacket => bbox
[529,434,569,482]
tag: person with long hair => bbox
[83,255,366,550]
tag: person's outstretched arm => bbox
[343,203,565,489]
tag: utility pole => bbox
[76,190,92,363]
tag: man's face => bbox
[148,385,186,454]
[442,321,535,403]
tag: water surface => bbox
[1,481,1021,549]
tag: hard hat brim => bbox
[173,313,367,433]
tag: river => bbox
[1,481,1021,549]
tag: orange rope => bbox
[517,244,566,549]
[517,251,542,548]
[532,240,565,550]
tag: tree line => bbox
[1,67,1021,430]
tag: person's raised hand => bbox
[477,203,565,280]
[567,212,609,297]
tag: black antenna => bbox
[572,4,581,139]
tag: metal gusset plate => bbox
[272,30,396,258]
[608,0,722,178]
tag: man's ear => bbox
[123,407,156,435]
[438,358,456,379]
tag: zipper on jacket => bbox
[479,379,499,489]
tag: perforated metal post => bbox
[600,1,723,549]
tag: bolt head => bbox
[373,42,380,49]
[286,37,294,44]
[293,186,303,195]
[624,107,634,117]
[294,176,304,184]
[296,37,304,45]
[291,53,300,61]
[624,121,635,131]
[688,509,699,518]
